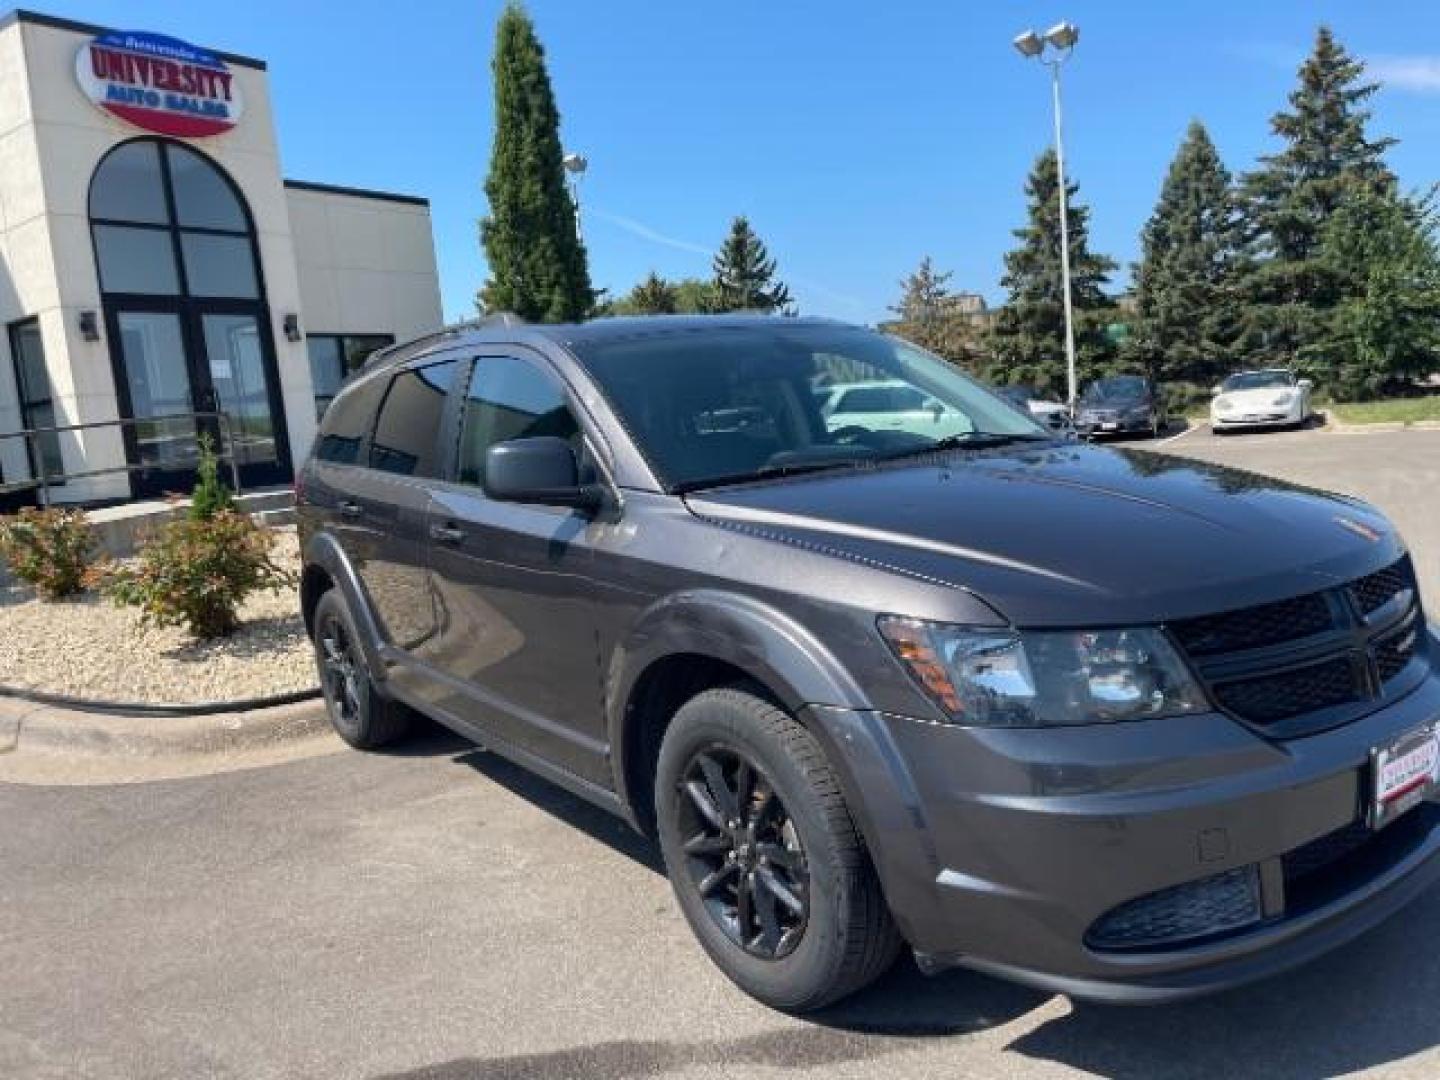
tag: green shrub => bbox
[0,507,97,600]
[106,511,294,638]
[189,433,235,521]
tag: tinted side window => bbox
[368,359,462,477]
[457,356,580,488]
[314,376,387,464]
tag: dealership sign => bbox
[75,31,243,138]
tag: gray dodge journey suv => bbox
[297,315,1440,1011]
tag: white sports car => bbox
[1210,369,1314,433]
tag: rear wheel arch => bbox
[300,531,388,678]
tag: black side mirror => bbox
[484,437,603,510]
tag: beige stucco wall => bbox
[286,185,443,349]
[0,14,442,499]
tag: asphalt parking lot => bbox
[3,424,1439,1080]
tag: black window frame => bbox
[6,317,64,485]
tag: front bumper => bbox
[804,648,1440,1003]
[1076,414,1151,436]
[1212,403,1304,428]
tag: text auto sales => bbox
[87,44,235,118]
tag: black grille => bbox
[1351,558,1414,617]
[1210,656,1360,724]
[1087,866,1262,951]
[1170,591,1335,657]
[1374,622,1421,684]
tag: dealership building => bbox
[0,10,443,506]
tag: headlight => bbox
[1271,393,1293,407]
[1214,396,1232,411]
[878,617,1208,727]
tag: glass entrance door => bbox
[200,312,285,485]
[110,303,289,497]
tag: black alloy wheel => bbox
[676,745,810,960]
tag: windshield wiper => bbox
[672,458,866,495]
[877,431,1053,462]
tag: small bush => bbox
[189,433,235,521]
[106,511,294,638]
[0,507,97,599]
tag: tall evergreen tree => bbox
[711,217,793,313]
[1237,25,1396,365]
[887,256,977,366]
[1126,121,1244,388]
[1308,188,1440,398]
[987,150,1116,393]
[478,4,592,322]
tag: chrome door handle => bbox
[429,523,467,544]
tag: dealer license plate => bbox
[1369,723,1440,830]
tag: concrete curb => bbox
[1322,410,1440,434]
[0,696,329,759]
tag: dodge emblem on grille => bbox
[1335,516,1383,542]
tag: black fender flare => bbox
[605,589,872,816]
[301,530,389,681]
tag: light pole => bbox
[1014,22,1080,407]
[563,151,588,242]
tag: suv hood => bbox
[683,443,1403,627]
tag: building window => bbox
[307,334,395,419]
[7,319,64,483]
[90,140,259,300]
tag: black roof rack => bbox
[358,313,527,373]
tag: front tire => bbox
[312,589,411,749]
[655,687,901,1011]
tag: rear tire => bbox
[655,686,901,1012]
[312,589,411,749]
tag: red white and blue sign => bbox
[75,31,244,138]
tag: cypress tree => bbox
[711,217,793,313]
[479,4,592,322]
[1126,121,1244,388]
[1237,25,1396,366]
[987,150,1116,393]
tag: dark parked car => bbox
[298,316,1439,1011]
[1074,374,1168,438]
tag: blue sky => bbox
[48,1,1440,324]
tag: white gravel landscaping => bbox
[0,530,315,705]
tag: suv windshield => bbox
[1222,370,1295,392]
[1080,376,1148,403]
[573,323,1048,491]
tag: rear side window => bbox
[457,356,580,488]
[314,375,387,464]
[368,359,462,477]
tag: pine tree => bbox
[887,256,977,366]
[711,217,793,313]
[1309,188,1440,399]
[478,4,592,323]
[1237,25,1396,366]
[622,272,679,315]
[987,150,1116,393]
[1126,121,1244,389]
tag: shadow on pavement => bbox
[382,728,1440,1079]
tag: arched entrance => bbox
[89,137,290,496]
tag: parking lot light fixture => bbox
[563,151,588,241]
[1013,22,1081,407]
